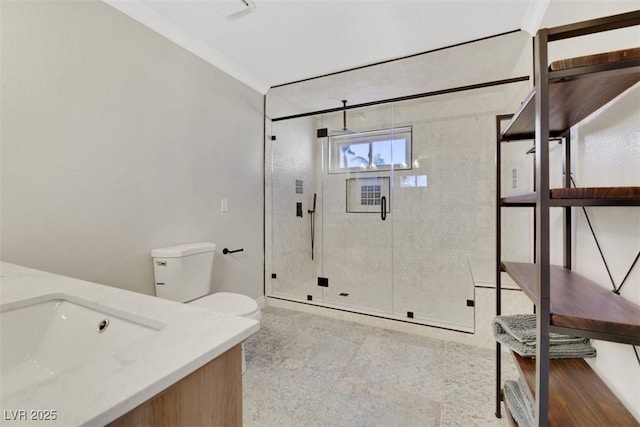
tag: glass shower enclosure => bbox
[264,29,532,332]
[265,84,525,332]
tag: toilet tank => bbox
[151,242,216,303]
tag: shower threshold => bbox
[266,294,475,334]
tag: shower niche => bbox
[345,177,389,214]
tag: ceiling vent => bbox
[207,0,256,19]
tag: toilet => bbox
[151,242,261,373]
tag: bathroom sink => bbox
[0,296,162,396]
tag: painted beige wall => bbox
[1,0,264,299]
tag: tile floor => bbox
[243,306,518,426]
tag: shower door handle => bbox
[380,196,387,221]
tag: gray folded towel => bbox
[504,378,535,427]
[493,314,596,359]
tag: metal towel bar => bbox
[222,248,244,255]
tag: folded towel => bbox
[493,314,596,359]
[494,314,587,344]
[504,378,535,427]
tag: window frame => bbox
[328,126,412,174]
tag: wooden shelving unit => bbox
[512,353,638,426]
[503,262,640,345]
[495,10,640,427]
[502,69,639,140]
[501,186,640,207]
[502,43,639,141]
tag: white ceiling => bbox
[103,0,549,94]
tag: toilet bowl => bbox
[151,242,261,373]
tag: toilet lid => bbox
[188,292,259,317]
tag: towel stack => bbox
[492,314,596,359]
[495,314,596,425]
[504,378,535,427]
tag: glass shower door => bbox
[388,93,490,331]
[267,116,323,302]
[319,105,394,315]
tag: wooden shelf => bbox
[502,262,640,345]
[549,47,640,71]
[501,58,639,141]
[511,352,638,426]
[501,186,640,207]
[552,186,640,199]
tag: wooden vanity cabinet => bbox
[108,344,242,427]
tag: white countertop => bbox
[0,262,260,426]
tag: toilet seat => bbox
[189,292,261,321]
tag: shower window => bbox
[328,126,412,173]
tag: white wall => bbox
[1,0,264,300]
[572,84,640,420]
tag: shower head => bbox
[329,100,356,136]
